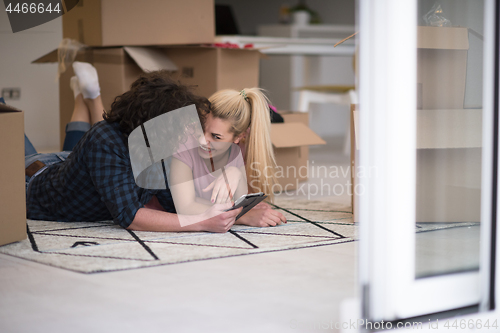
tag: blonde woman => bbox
[168,88,287,228]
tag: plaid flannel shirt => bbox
[26,121,176,228]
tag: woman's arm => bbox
[203,166,247,203]
[233,165,248,200]
[195,196,212,205]
[169,157,213,214]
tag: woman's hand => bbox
[203,166,243,204]
[237,202,287,227]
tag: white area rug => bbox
[0,199,477,274]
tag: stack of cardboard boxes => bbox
[415,26,480,223]
[352,26,479,223]
[33,0,261,147]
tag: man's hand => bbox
[197,203,243,233]
[129,203,242,233]
[202,166,242,204]
[237,202,287,227]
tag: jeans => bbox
[25,121,91,194]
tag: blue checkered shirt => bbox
[26,121,176,228]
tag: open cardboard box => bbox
[272,111,326,191]
[351,107,482,223]
[330,26,469,110]
[0,104,27,246]
[62,0,215,46]
[33,45,260,148]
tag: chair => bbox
[297,85,357,154]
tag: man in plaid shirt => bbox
[25,69,240,233]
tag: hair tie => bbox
[240,89,249,103]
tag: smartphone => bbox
[224,192,268,220]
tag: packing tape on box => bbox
[57,38,86,78]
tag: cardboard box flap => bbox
[32,49,59,63]
[417,26,469,50]
[0,104,22,113]
[32,48,91,64]
[33,46,179,72]
[32,45,258,68]
[123,47,178,72]
[271,123,326,148]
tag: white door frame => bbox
[358,0,496,322]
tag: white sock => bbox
[72,61,100,99]
[70,76,81,99]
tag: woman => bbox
[168,88,287,228]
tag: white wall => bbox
[0,4,61,151]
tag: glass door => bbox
[358,0,496,321]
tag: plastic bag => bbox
[423,3,451,27]
[57,38,86,78]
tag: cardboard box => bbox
[62,0,215,46]
[164,47,260,99]
[33,46,260,148]
[415,109,481,222]
[417,26,469,109]
[350,107,482,223]
[0,104,27,246]
[271,111,325,191]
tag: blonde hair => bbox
[209,88,277,201]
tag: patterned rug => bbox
[0,199,478,274]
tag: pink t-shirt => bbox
[173,134,245,201]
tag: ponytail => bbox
[209,88,278,201]
[244,88,277,201]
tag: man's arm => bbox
[128,205,243,233]
[86,139,242,232]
